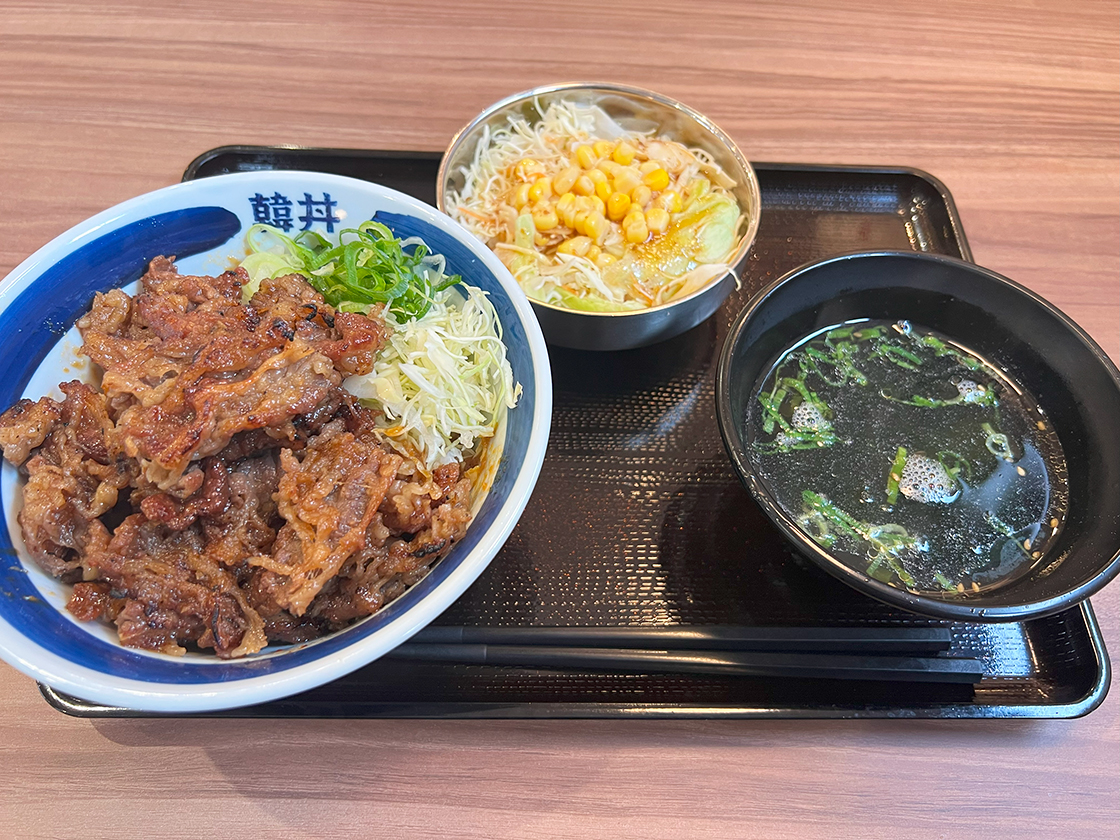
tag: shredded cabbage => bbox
[238,226,519,471]
[445,98,746,311]
[342,284,520,469]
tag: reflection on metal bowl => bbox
[439,81,762,351]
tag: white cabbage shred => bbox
[445,98,744,312]
[342,284,521,469]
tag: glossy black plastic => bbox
[36,148,1111,719]
[716,251,1120,621]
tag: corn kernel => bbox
[556,190,577,215]
[595,252,618,268]
[557,236,592,257]
[607,191,631,221]
[586,244,602,261]
[596,160,622,178]
[573,174,595,196]
[595,180,612,202]
[512,182,532,208]
[592,140,615,159]
[642,167,670,191]
[639,160,661,175]
[528,176,553,204]
[623,220,648,245]
[622,210,648,244]
[574,195,595,212]
[612,142,636,165]
[583,211,609,243]
[573,209,590,235]
[534,232,547,247]
[654,190,682,213]
[552,166,580,196]
[532,205,559,231]
[631,184,653,208]
[515,159,543,181]
[612,167,642,195]
[575,144,596,170]
[589,195,606,216]
[645,206,670,234]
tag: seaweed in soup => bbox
[748,319,1068,595]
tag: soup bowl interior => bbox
[716,250,1120,621]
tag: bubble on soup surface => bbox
[899,453,960,504]
[791,402,828,431]
[955,379,988,403]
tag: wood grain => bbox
[0,1,1117,837]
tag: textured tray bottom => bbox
[35,151,1110,719]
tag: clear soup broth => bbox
[747,319,1068,596]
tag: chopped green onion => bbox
[885,446,907,505]
[982,422,1015,461]
[933,571,956,591]
[800,491,923,588]
[242,221,461,322]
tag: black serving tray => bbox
[40,146,1110,719]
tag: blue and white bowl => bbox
[0,171,552,712]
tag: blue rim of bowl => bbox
[715,249,1120,622]
[0,171,552,709]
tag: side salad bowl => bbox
[0,170,552,712]
[438,81,762,351]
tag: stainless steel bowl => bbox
[438,82,762,351]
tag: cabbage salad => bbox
[445,99,746,312]
[241,222,520,470]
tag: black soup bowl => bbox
[715,251,1120,622]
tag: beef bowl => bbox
[0,171,552,712]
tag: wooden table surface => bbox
[1,1,1117,837]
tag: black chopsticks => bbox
[410,624,953,653]
[386,625,983,684]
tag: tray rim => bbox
[39,600,1111,720]
[34,148,1107,720]
[182,144,975,264]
